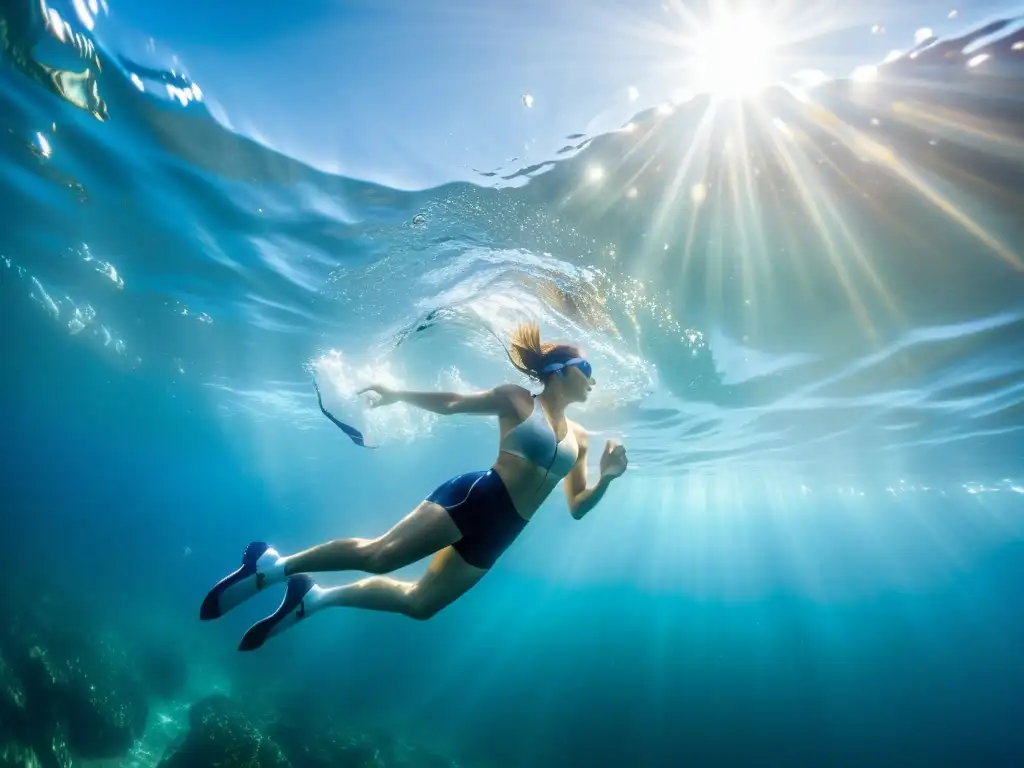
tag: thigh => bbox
[413,546,488,616]
[375,500,463,565]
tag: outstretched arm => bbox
[360,383,524,417]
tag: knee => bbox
[405,592,444,621]
[363,539,400,575]
[406,603,439,621]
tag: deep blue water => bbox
[2,2,1024,766]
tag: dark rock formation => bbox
[0,595,148,765]
[157,694,291,768]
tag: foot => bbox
[238,575,320,652]
[199,541,286,620]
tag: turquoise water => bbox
[2,2,1024,766]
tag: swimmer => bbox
[199,322,629,651]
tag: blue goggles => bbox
[540,356,592,379]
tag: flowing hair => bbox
[504,322,580,381]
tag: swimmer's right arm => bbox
[358,383,522,416]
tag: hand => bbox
[356,384,400,408]
[599,439,628,480]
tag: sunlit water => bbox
[2,2,1024,767]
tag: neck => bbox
[537,388,567,418]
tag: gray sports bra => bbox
[500,396,579,480]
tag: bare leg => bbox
[281,501,461,577]
[314,546,487,620]
[233,543,488,649]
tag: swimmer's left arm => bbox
[565,429,627,520]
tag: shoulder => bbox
[493,383,531,401]
[492,383,533,413]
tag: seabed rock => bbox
[0,595,148,766]
[0,593,469,768]
[157,694,290,768]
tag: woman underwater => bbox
[199,323,629,650]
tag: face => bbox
[561,359,595,402]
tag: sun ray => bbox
[559,0,1022,364]
[769,107,903,316]
[728,104,774,319]
[890,100,1024,160]
[800,101,1023,271]
[756,113,881,337]
[650,104,721,278]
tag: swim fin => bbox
[199,541,285,620]
[238,574,319,652]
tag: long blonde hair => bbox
[506,322,580,381]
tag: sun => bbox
[689,9,782,98]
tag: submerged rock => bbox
[0,644,73,768]
[268,717,382,768]
[0,596,149,763]
[57,632,150,758]
[266,705,464,768]
[157,695,291,768]
[0,648,27,725]
[0,591,467,768]
[0,647,36,768]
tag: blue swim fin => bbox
[199,541,284,620]
[238,575,318,652]
[313,377,377,449]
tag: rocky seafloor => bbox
[0,593,471,768]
